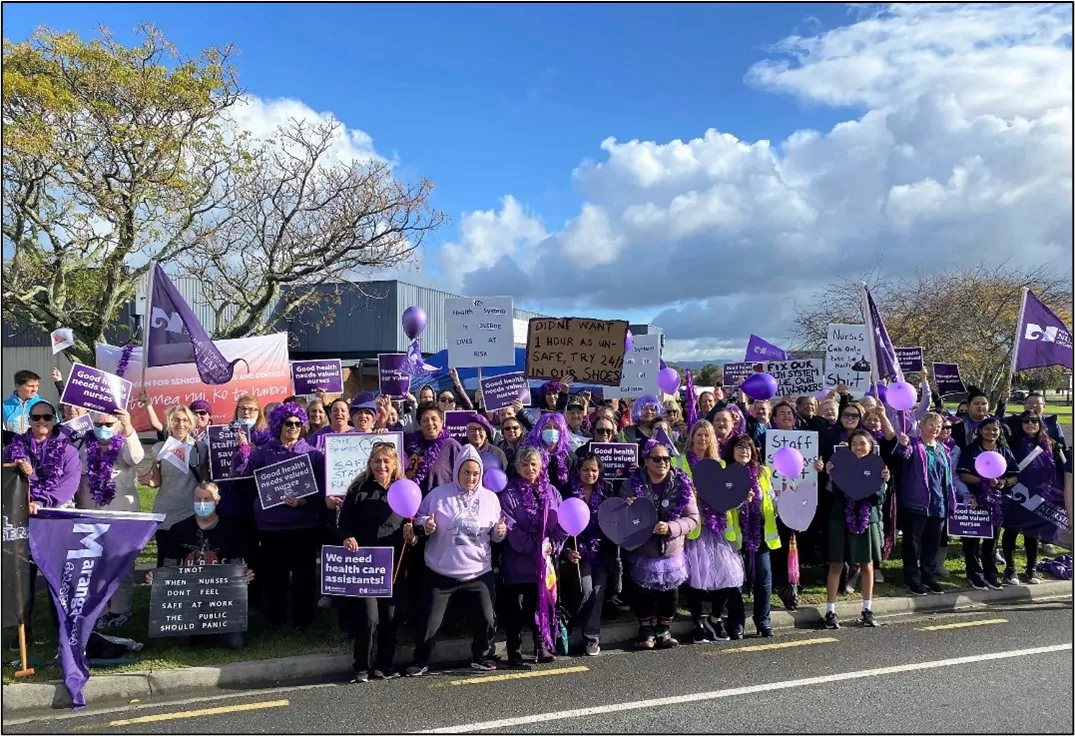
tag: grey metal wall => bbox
[0,347,73,406]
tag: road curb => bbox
[3,580,1071,715]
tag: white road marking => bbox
[415,643,1073,733]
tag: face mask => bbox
[238,418,255,430]
[93,425,116,441]
[541,429,560,446]
[193,501,215,518]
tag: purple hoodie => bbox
[233,437,325,531]
[3,427,82,508]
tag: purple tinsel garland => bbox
[405,429,450,486]
[629,466,692,520]
[739,464,763,574]
[513,475,558,518]
[6,432,69,502]
[845,497,872,535]
[116,343,134,379]
[86,433,125,506]
[569,478,605,558]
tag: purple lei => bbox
[570,478,605,557]
[845,497,871,535]
[514,476,557,518]
[629,467,692,520]
[86,434,125,505]
[116,343,135,378]
[7,432,70,502]
[740,464,763,556]
[405,429,449,486]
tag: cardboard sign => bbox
[148,563,248,638]
[443,410,471,443]
[479,371,532,412]
[765,430,819,493]
[895,347,924,373]
[445,296,516,368]
[253,453,319,510]
[824,324,870,396]
[588,442,638,480]
[207,424,252,481]
[59,363,132,414]
[320,545,393,598]
[606,334,660,399]
[291,359,344,395]
[323,432,405,497]
[377,354,410,400]
[524,317,629,386]
[764,359,824,396]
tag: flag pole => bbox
[1007,287,1029,392]
[861,283,880,401]
[140,263,156,409]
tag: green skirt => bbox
[827,496,882,565]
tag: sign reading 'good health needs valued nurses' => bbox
[446,296,516,368]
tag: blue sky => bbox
[4,4,1070,360]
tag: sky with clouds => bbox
[4,3,1071,361]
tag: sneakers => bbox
[1028,575,1043,585]
[824,611,840,630]
[860,609,877,628]
[371,669,399,680]
[655,632,679,649]
[584,640,600,656]
[692,626,710,644]
[1005,573,1021,586]
[908,584,929,596]
[983,578,1003,590]
[756,626,774,638]
[708,617,730,641]
[966,578,988,591]
[350,671,370,684]
[925,582,944,594]
[507,653,531,669]
[729,627,744,640]
[404,665,428,677]
[470,658,498,672]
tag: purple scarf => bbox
[405,429,450,486]
[86,434,125,506]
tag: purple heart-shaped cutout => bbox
[692,459,753,513]
[829,447,886,501]
[598,497,657,551]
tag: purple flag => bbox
[29,508,162,709]
[145,263,247,385]
[745,335,791,361]
[861,284,902,382]
[1013,289,1073,372]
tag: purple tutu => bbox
[628,552,688,592]
[686,527,745,591]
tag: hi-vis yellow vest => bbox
[676,456,780,550]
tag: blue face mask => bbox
[93,425,116,441]
[238,418,255,430]
[193,501,215,518]
[541,429,560,446]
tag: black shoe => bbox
[507,653,531,669]
[656,632,680,649]
[966,577,988,591]
[404,665,428,677]
[729,627,744,640]
[350,671,370,684]
[470,658,498,672]
[983,577,1003,590]
[907,584,929,596]
[757,626,774,638]
[708,617,730,641]
[692,626,710,644]
[860,610,877,628]
[824,611,840,630]
[925,582,944,594]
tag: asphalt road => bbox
[5,600,1072,734]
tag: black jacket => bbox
[337,476,406,554]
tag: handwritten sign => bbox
[722,362,754,388]
[59,363,132,414]
[824,324,870,397]
[253,453,319,510]
[606,334,660,399]
[445,296,516,368]
[323,432,404,497]
[207,424,252,481]
[588,442,638,480]
[764,359,823,396]
[524,317,628,386]
[377,354,410,400]
[895,347,924,374]
[480,371,532,412]
[320,545,393,598]
[148,563,248,638]
[765,430,819,493]
[291,359,344,395]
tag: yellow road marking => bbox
[107,699,288,726]
[717,637,838,654]
[450,665,589,686]
[916,618,1008,632]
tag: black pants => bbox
[713,587,746,631]
[631,586,678,634]
[567,561,607,641]
[155,528,176,568]
[221,513,260,605]
[1002,529,1040,579]
[258,527,320,629]
[351,595,399,673]
[962,526,1001,585]
[413,570,495,666]
[901,511,943,588]
[503,582,541,655]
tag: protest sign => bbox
[764,359,823,396]
[824,324,870,396]
[480,371,532,412]
[1,469,31,628]
[61,413,94,436]
[524,317,629,386]
[291,359,344,395]
[253,454,319,510]
[148,563,248,638]
[59,364,132,415]
[377,354,410,399]
[444,410,471,443]
[323,432,404,497]
[445,296,516,368]
[947,505,994,538]
[320,545,394,598]
[207,424,251,481]
[722,362,754,388]
[765,430,819,493]
[606,334,660,399]
[588,443,638,481]
[933,363,966,396]
[895,346,924,373]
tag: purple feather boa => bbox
[569,478,605,558]
[7,430,71,503]
[628,467,692,520]
[405,428,450,486]
[845,497,871,535]
[86,434,125,506]
[740,464,763,556]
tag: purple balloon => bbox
[742,372,778,401]
[886,380,918,411]
[558,497,591,536]
[657,366,680,395]
[402,306,427,341]
[771,446,804,479]
[387,478,422,518]
[974,450,1007,480]
[624,329,633,354]
[484,467,508,493]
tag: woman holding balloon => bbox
[559,452,610,656]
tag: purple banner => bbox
[932,362,966,397]
[291,359,344,395]
[1014,289,1073,372]
[895,346,924,373]
[443,410,471,442]
[29,507,163,709]
[1003,483,1070,547]
[253,453,319,510]
[146,263,245,385]
[745,335,790,362]
[722,361,754,388]
[61,413,94,436]
[947,504,993,538]
[320,545,394,597]
[207,424,252,481]
[480,371,532,412]
[377,354,410,400]
[59,364,132,415]
[589,442,638,480]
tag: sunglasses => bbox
[1022,418,1041,425]
[194,410,209,416]
[941,425,953,431]
[842,412,861,420]
[372,441,397,450]
[502,425,522,432]
[30,414,55,422]
[282,420,303,428]
[438,397,455,404]
[647,456,671,465]
[594,427,615,435]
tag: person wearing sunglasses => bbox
[496,417,527,476]
[464,413,508,473]
[234,402,326,630]
[1006,392,1066,449]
